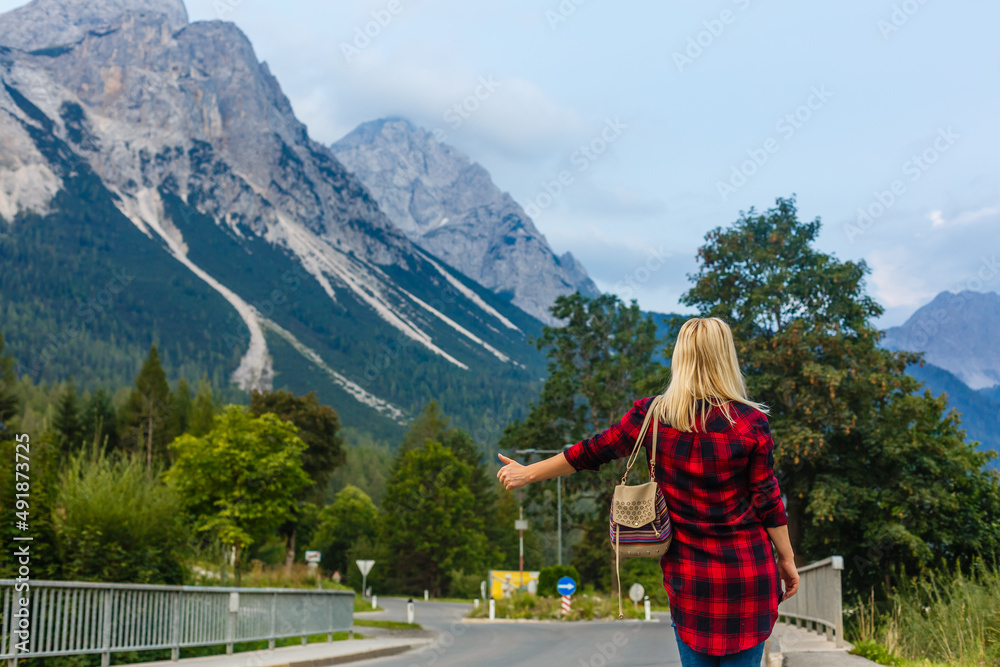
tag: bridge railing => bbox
[0,579,354,666]
[776,555,845,647]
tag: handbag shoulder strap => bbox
[622,396,660,485]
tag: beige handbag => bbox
[610,398,672,617]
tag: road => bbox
[356,597,681,667]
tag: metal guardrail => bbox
[777,555,845,647]
[0,579,354,666]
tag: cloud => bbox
[927,206,999,228]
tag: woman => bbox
[497,317,799,666]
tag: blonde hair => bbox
[651,317,767,432]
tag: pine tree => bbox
[121,345,172,473]
[0,334,18,440]
[81,387,119,450]
[188,378,216,437]
[53,380,83,455]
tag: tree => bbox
[0,334,18,440]
[81,387,119,450]
[169,378,192,437]
[681,196,1000,591]
[311,485,379,579]
[165,406,311,584]
[382,440,489,596]
[53,380,83,455]
[121,345,172,473]
[188,377,216,437]
[500,294,662,582]
[249,389,346,570]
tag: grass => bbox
[467,590,649,621]
[354,596,383,612]
[847,560,1000,667]
[353,619,422,630]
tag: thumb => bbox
[498,453,516,465]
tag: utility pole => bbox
[518,491,524,583]
[515,446,572,566]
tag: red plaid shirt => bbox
[565,397,787,656]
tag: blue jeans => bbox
[673,625,765,667]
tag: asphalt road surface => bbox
[358,597,681,667]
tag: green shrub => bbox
[850,560,1000,666]
[57,447,189,584]
[850,640,904,666]
[448,569,484,599]
[538,564,581,597]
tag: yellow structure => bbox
[488,570,539,599]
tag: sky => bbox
[6,0,998,326]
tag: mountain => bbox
[330,118,600,325]
[883,291,1000,391]
[906,362,1000,464]
[0,0,545,440]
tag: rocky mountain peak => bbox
[332,117,599,324]
[883,290,1000,390]
[0,0,188,51]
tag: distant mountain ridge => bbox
[0,0,544,439]
[884,291,1000,390]
[331,118,600,324]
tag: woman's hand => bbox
[777,557,799,602]
[497,454,533,490]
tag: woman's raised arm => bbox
[496,452,575,490]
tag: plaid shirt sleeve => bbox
[748,415,787,528]
[563,398,651,472]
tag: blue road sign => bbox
[556,576,577,596]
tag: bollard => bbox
[372,594,378,609]
[489,598,495,620]
[644,596,651,621]
[424,589,429,601]
[407,599,415,624]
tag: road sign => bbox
[629,583,645,603]
[356,559,376,599]
[556,576,577,596]
[514,519,529,531]
[305,550,321,563]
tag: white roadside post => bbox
[474,598,480,609]
[356,559,375,599]
[407,598,415,624]
[372,594,378,609]
[480,580,487,602]
[644,595,651,621]
[489,598,496,620]
[424,589,429,601]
